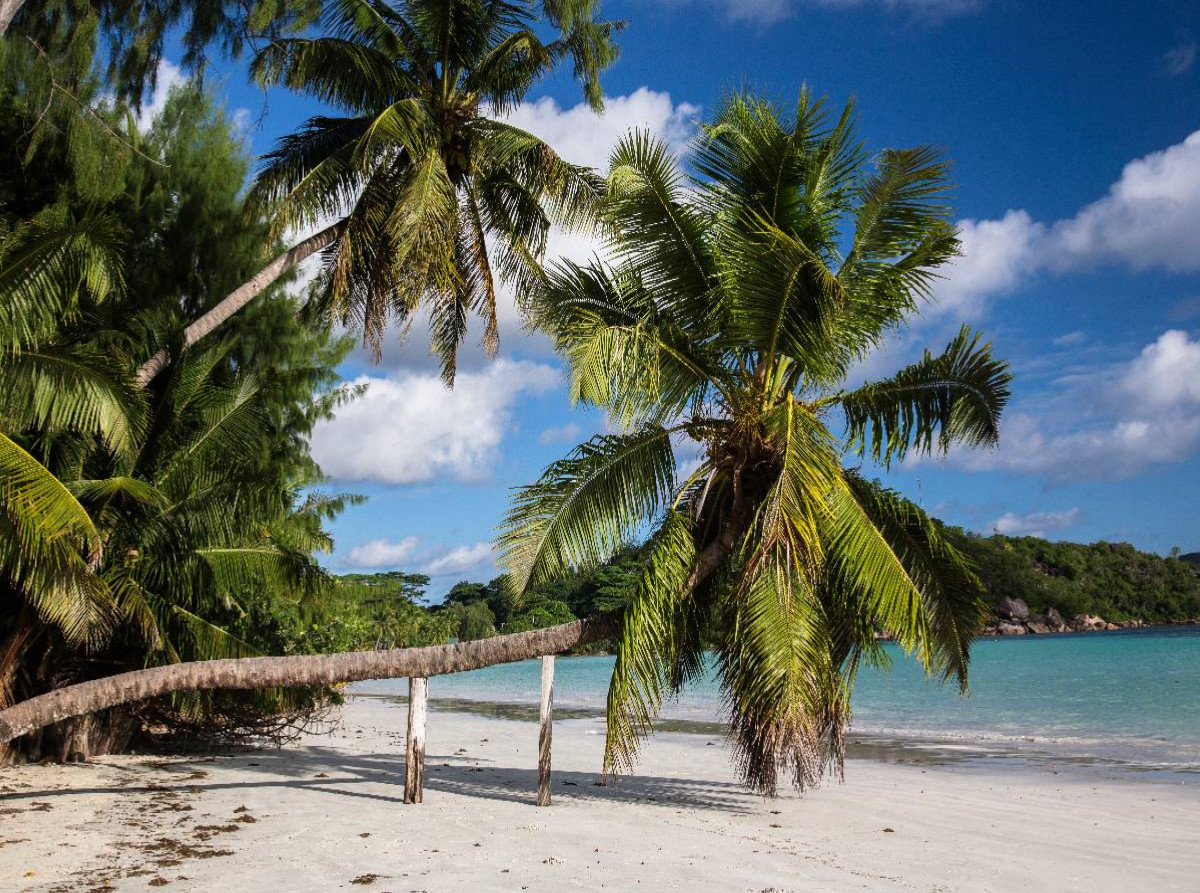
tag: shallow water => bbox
[354,625,1200,772]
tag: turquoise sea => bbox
[355,626,1200,773]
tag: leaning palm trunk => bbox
[0,612,619,745]
[0,0,23,39]
[134,222,343,386]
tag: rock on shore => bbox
[980,598,1176,635]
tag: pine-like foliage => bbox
[501,91,1012,795]
[249,0,622,383]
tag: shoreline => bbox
[2,697,1198,892]
[352,692,1200,784]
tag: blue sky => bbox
[154,0,1200,595]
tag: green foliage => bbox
[949,531,1200,622]
[503,90,1012,795]
[249,0,621,382]
[335,571,454,648]
[12,0,322,103]
[0,72,357,738]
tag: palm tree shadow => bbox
[1,745,758,814]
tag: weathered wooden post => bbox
[404,676,428,804]
[537,655,554,806]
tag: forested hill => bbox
[947,531,1200,624]
[336,536,1200,649]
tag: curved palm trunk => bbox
[134,222,344,387]
[0,611,620,745]
[0,0,24,38]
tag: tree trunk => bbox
[134,222,344,387]
[0,0,24,38]
[403,676,427,804]
[537,655,554,806]
[0,612,620,746]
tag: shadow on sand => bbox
[0,744,761,814]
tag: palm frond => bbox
[0,346,145,458]
[716,549,847,795]
[603,510,699,774]
[834,325,1011,466]
[500,425,678,592]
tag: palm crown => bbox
[250,0,621,382]
[500,91,1012,795]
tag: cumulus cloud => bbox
[1117,329,1200,410]
[341,537,496,576]
[422,542,495,576]
[930,131,1200,320]
[502,87,698,169]
[1045,132,1200,274]
[344,536,420,569]
[934,210,1044,318]
[134,60,186,132]
[947,330,1200,481]
[311,359,560,485]
[990,508,1081,538]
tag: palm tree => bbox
[0,214,331,754]
[0,210,142,678]
[499,90,1012,795]
[136,0,621,386]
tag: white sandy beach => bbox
[2,696,1197,892]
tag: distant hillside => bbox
[331,536,1199,648]
[949,531,1200,623]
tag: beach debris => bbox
[350,873,379,884]
[883,827,895,833]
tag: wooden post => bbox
[404,676,427,804]
[537,655,554,806]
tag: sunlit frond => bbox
[500,425,678,592]
[603,510,699,774]
[834,325,1012,466]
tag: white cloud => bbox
[947,330,1200,481]
[929,131,1200,320]
[502,87,698,170]
[311,359,560,484]
[1052,330,1088,348]
[1046,132,1200,274]
[1164,42,1197,77]
[136,60,185,132]
[341,537,497,577]
[934,210,1043,318]
[344,536,420,569]
[538,422,583,445]
[422,542,495,576]
[1117,329,1200,410]
[991,508,1081,538]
